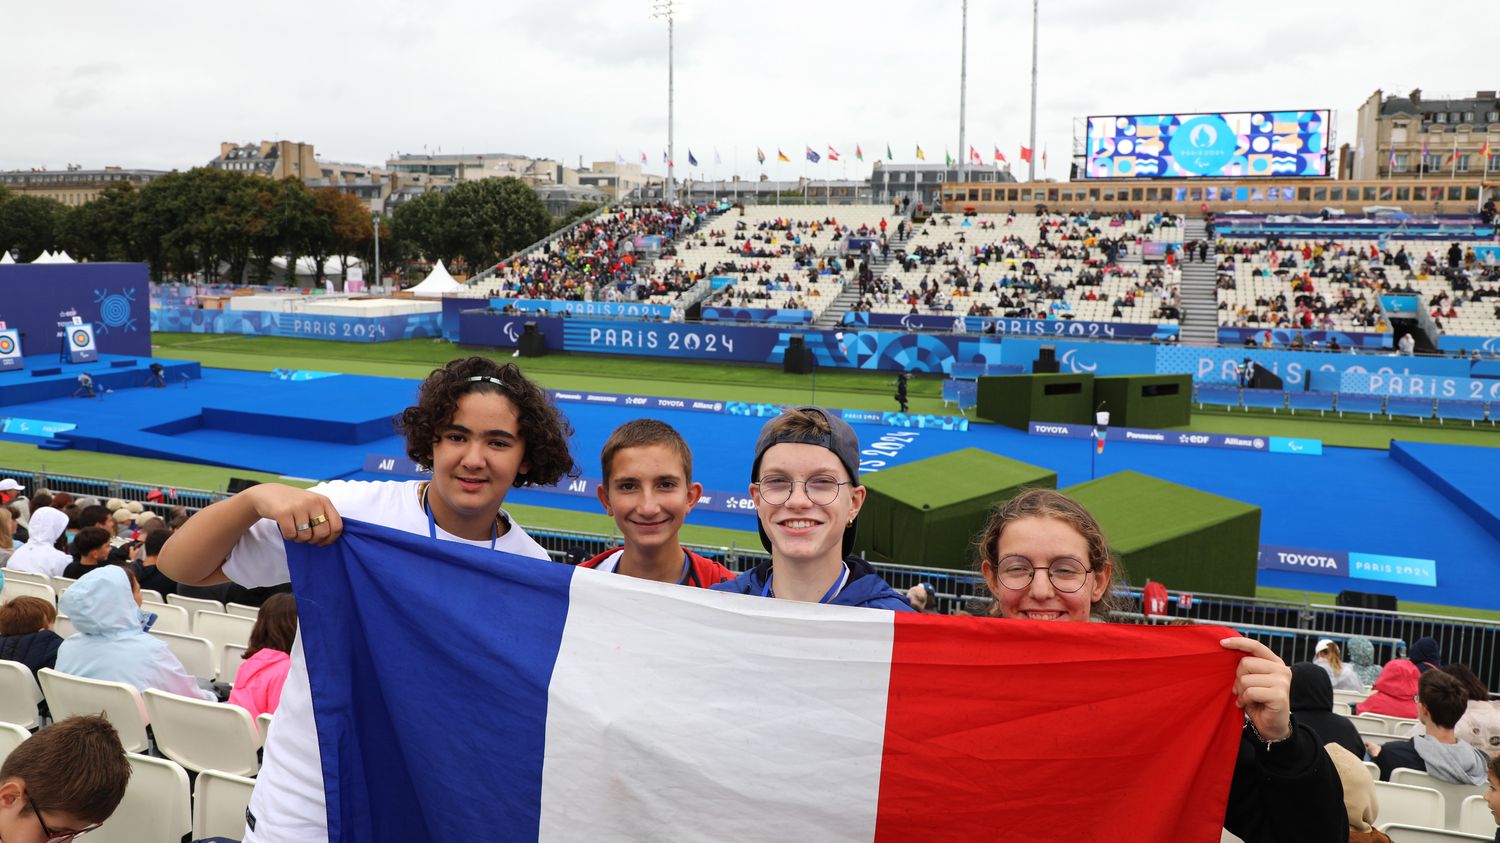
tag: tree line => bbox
[0,169,596,284]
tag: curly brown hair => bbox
[396,357,576,487]
[974,487,1131,619]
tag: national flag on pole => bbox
[944,150,953,167]
[616,152,625,164]
[994,146,1007,164]
[886,143,894,161]
[827,145,840,161]
[1020,145,1033,164]
[688,150,699,167]
[1389,147,1398,171]
[288,520,1247,842]
[641,151,648,165]
[969,145,981,164]
[856,144,864,161]
[663,150,668,164]
[777,149,791,163]
[1043,147,1049,170]
[915,144,925,161]
[1482,140,1492,171]
[714,148,722,165]
[757,147,767,165]
[806,146,821,163]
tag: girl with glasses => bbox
[711,406,910,611]
[976,488,1344,843]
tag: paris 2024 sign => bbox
[1084,110,1330,179]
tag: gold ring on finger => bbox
[309,514,328,527]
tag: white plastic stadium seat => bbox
[1364,760,1381,781]
[0,661,45,729]
[88,753,191,843]
[1460,795,1499,837]
[1372,781,1446,830]
[221,642,248,683]
[257,712,273,739]
[1,570,52,588]
[53,612,77,638]
[1345,713,1390,732]
[192,611,255,674]
[1391,768,1486,830]
[166,593,226,624]
[1375,825,1491,841]
[1333,689,1371,707]
[192,769,258,839]
[143,688,261,776]
[1361,730,1399,747]
[141,600,191,634]
[50,575,77,596]
[138,588,164,604]
[0,723,29,766]
[37,668,150,753]
[226,601,260,620]
[0,580,56,605]
[149,630,216,680]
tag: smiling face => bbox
[427,391,530,539]
[982,516,1110,623]
[597,444,701,555]
[751,443,864,569]
[1487,771,1500,825]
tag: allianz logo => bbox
[691,401,723,411]
[1277,552,1339,569]
[1224,437,1258,447]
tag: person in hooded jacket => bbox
[711,407,911,611]
[1409,636,1444,673]
[0,596,63,676]
[1324,742,1393,843]
[229,594,297,720]
[54,565,214,701]
[4,507,71,577]
[1290,662,1365,760]
[1346,636,1382,688]
[1356,658,1420,719]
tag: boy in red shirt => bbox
[582,420,735,587]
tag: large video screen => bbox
[1084,110,1330,179]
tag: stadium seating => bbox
[91,753,191,843]
[37,669,150,753]
[192,611,256,676]
[0,661,44,729]
[149,630,217,681]
[1390,768,1486,830]
[141,601,191,635]
[0,580,55,605]
[1377,824,1493,841]
[0,723,28,766]
[166,593,227,626]
[1460,795,1500,837]
[192,769,258,840]
[1372,781,1447,829]
[143,688,262,777]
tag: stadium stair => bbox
[814,227,912,329]
[1177,217,1219,345]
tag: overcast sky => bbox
[3,1,1490,181]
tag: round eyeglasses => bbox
[755,476,849,506]
[994,555,1095,593]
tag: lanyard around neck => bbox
[760,564,850,604]
[420,483,499,551]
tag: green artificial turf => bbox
[1254,586,1500,623]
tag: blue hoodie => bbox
[711,556,913,611]
[55,566,214,701]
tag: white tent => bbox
[407,260,464,296]
[270,255,364,277]
[30,251,54,264]
[53,250,75,263]
[0,251,14,264]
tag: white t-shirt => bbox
[228,480,548,843]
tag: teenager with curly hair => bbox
[158,356,575,843]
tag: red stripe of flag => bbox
[874,618,1243,841]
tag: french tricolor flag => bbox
[290,521,1244,842]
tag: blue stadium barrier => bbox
[950,363,987,380]
[941,379,978,411]
[1287,391,1336,415]
[1194,384,1240,409]
[1336,394,1385,418]
[1241,389,1286,412]
[1435,398,1489,424]
[1385,396,1435,421]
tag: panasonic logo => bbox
[1125,431,1164,441]
[556,392,582,400]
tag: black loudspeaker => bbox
[518,322,547,357]
[1336,589,1398,612]
[783,334,815,374]
[1033,344,1060,374]
[1247,363,1284,390]
[227,477,261,495]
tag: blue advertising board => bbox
[457,313,567,349]
[1085,110,1330,179]
[1436,335,1500,354]
[1028,421,1320,456]
[0,329,22,370]
[0,264,151,357]
[488,298,674,320]
[1001,338,1159,376]
[1379,295,1420,314]
[841,311,1165,340]
[1154,344,1469,387]
[1257,543,1437,587]
[151,307,442,342]
[701,307,813,325]
[1340,371,1500,401]
[1217,327,1390,350]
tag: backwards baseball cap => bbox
[749,406,862,555]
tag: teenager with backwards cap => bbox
[157,356,575,843]
[711,406,910,611]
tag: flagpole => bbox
[651,1,676,203]
[957,0,969,185]
[1027,0,1039,183]
[733,145,739,204]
